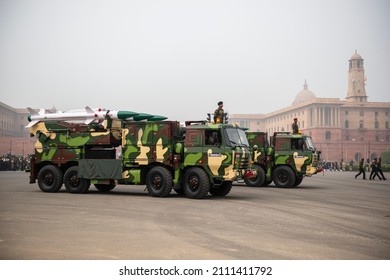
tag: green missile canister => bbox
[148,115,167,121]
[133,113,155,121]
[113,111,139,120]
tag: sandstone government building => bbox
[1,51,390,163]
[230,51,389,163]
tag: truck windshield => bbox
[305,136,316,151]
[225,128,250,147]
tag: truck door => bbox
[274,137,293,166]
[203,129,226,177]
[184,129,226,177]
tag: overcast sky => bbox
[0,0,389,122]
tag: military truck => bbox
[244,131,320,187]
[28,114,253,199]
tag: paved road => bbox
[0,171,389,260]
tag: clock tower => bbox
[346,50,367,103]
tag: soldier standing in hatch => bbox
[214,101,224,123]
[292,118,299,134]
[355,158,366,179]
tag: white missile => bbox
[26,106,109,127]
[26,106,166,127]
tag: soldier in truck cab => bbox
[206,130,220,146]
[291,138,304,150]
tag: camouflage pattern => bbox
[120,121,180,184]
[120,121,251,185]
[272,132,319,177]
[246,132,268,166]
[214,108,224,123]
[30,121,120,166]
[29,116,253,197]
[245,131,320,187]
[183,123,251,184]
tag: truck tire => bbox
[173,188,184,196]
[244,165,265,187]
[64,166,90,193]
[183,167,210,199]
[37,165,63,192]
[293,177,303,187]
[145,166,173,197]
[95,184,115,192]
[272,166,296,187]
[209,181,233,197]
[263,179,272,186]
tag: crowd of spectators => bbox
[319,159,389,172]
[318,160,353,171]
[0,154,30,171]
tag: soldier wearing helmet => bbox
[292,117,299,134]
[214,101,224,123]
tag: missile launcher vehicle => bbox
[27,108,254,199]
[245,131,321,187]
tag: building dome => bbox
[350,50,362,60]
[293,80,316,105]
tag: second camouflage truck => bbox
[244,131,321,187]
[27,108,254,199]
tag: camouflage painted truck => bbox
[244,131,321,187]
[28,113,254,199]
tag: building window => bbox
[345,120,349,128]
[375,121,379,129]
[359,120,364,129]
[345,111,348,115]
[325,131,331,140]
[355,152,362,161]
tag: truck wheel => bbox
[273,166,296,187]
[64,166,90,193]
[209,181,233,197]
[244,165,265,187]
[263,179,272,186]
[183,167,210,199]
[145,166,173,197]
[173,188,184,196]
[37,165,63,192]
[95,184,115,192]
[293,177,303,186]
